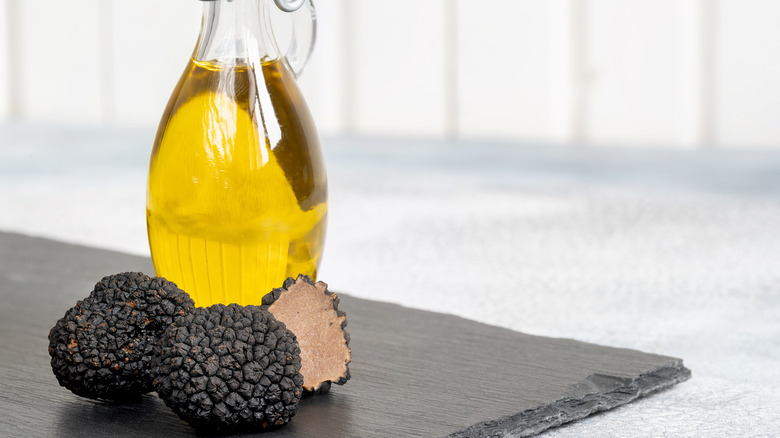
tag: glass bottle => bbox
[146,0,326,307]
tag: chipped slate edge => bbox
[449,361,692,438]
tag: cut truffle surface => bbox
[262,275,351,393]
[48,272,195,400]
[152,303,303,432]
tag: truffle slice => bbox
[48,272,195,400]
[262,275,351,394]
[152,304,303,432]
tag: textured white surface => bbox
[1,124,779,436]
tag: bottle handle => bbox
[273,0,316,78]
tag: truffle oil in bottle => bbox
[146,58,327,307]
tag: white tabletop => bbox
[2,123,779,436]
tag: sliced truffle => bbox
[262,275,351,394]
[152,303,303,432]
[48,272,195,400]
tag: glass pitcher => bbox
[146,0,327,307]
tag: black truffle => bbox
[262,275,351,394]
[152,303,303,432]
[48,272,195,400]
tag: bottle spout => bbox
[194,0,281,65]
[274,0,305,13]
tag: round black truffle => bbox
[152,303,304,432]
[48,272,195,400]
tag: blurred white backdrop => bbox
[2,0,780,148]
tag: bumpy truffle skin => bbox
[153,304,304,432]
[48,272,195,400]
[262,275,351,395]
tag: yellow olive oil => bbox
[147,58,327,307]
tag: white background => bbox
[1,0,780,148]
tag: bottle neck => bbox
[194,0,281,65]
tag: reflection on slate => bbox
[0,232,690,437]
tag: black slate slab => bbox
[0,232,690,437]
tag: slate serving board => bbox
[0,232,690,437]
